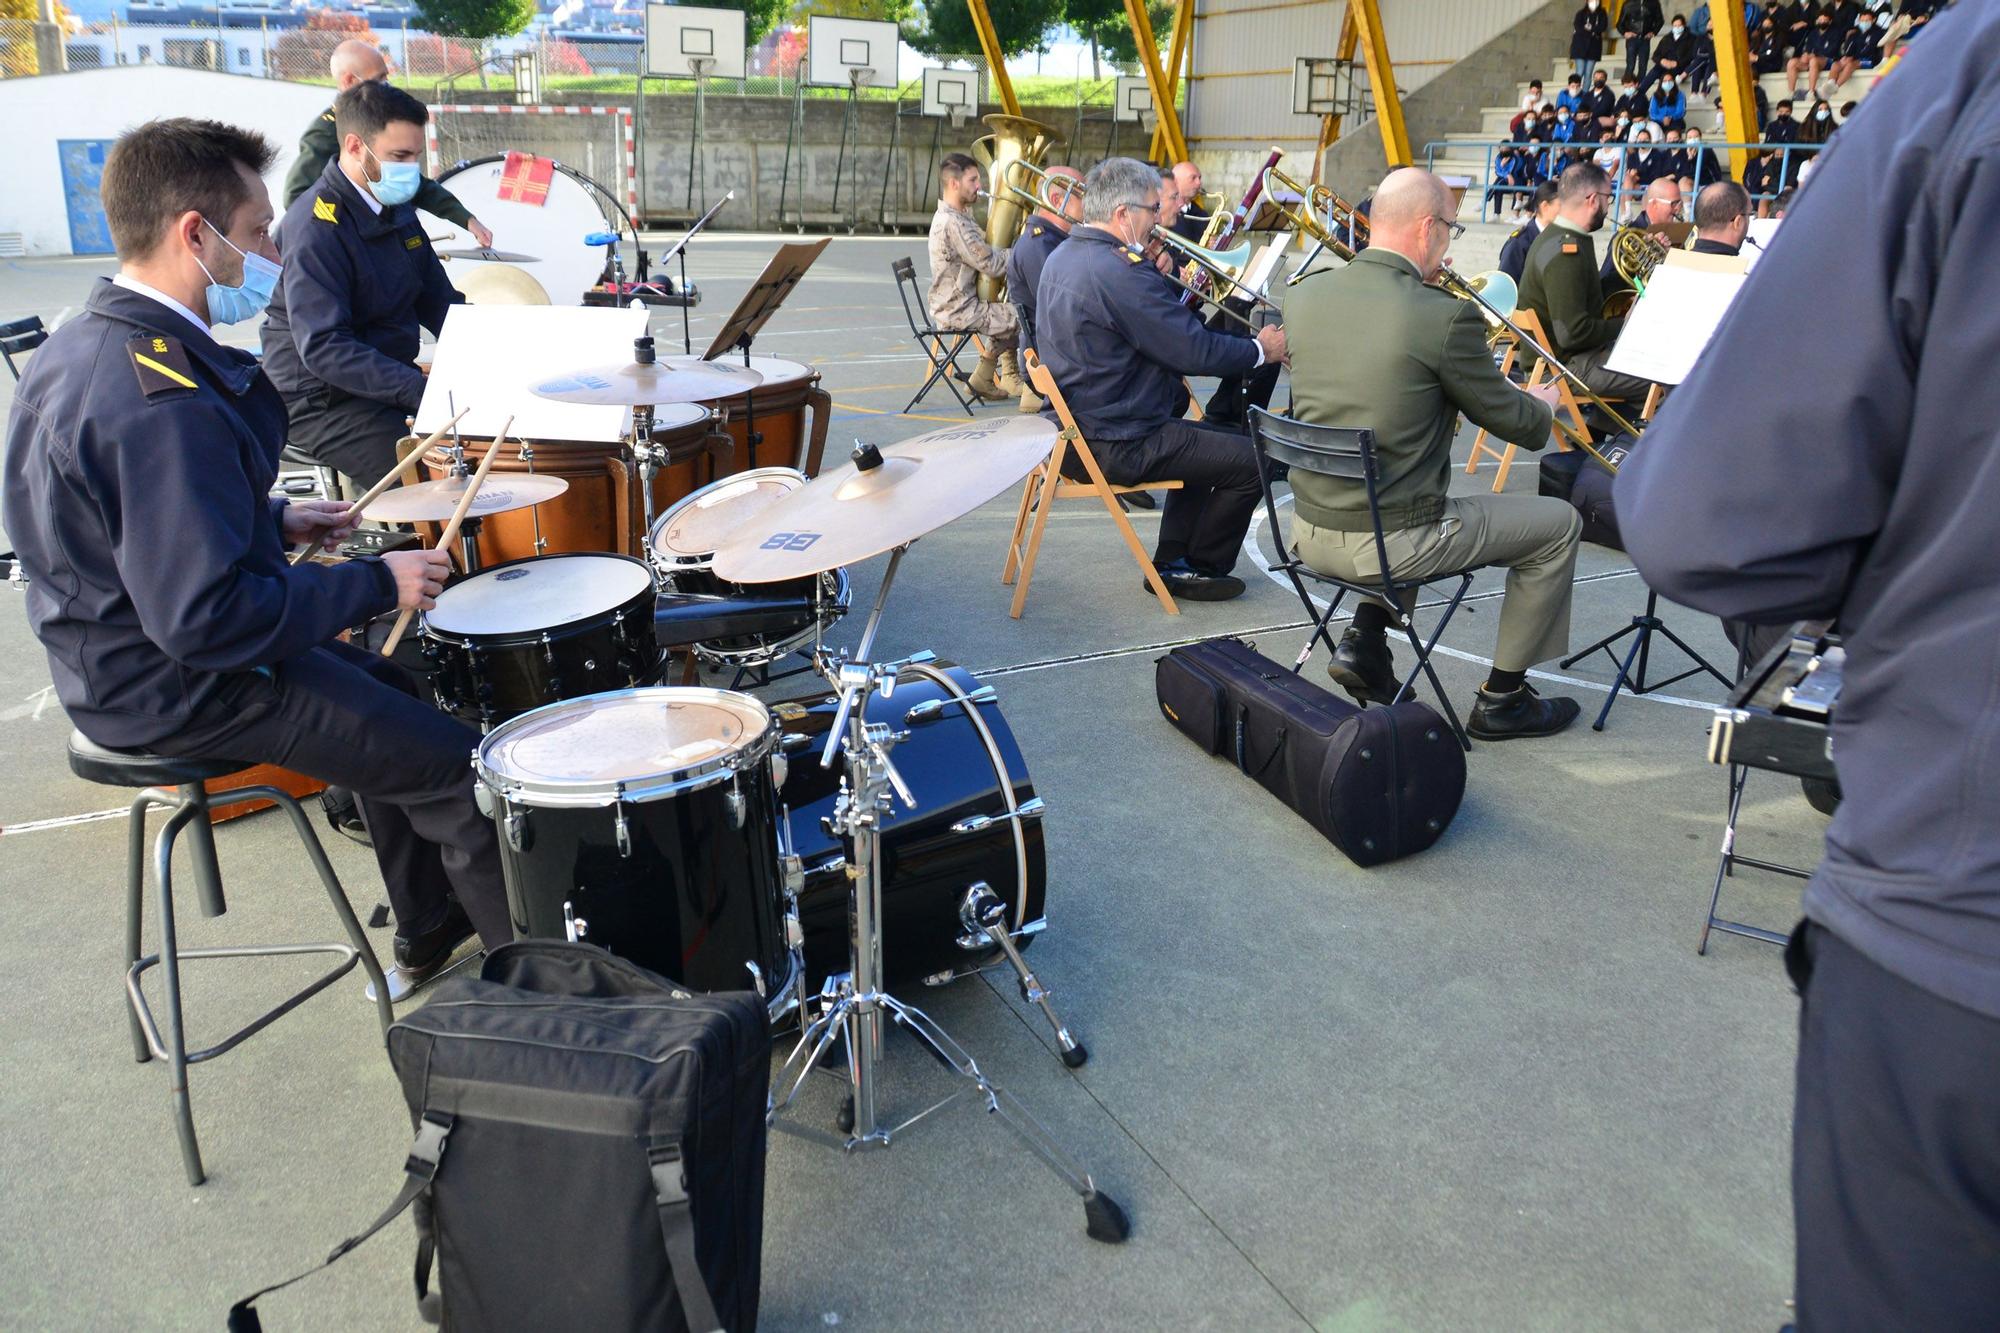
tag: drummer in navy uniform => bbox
[1035,157,1287,602]
[281,39,492,251]
[0,117,509,985]
[261,80,463,492]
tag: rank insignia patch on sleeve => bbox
[313,196,338,224]
[128,334,199,397]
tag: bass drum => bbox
[428,156,628,307]
[771,663,1046,990]
[695,357,832,477]
[419,405,725,564]
[422,553,662,728]
[475,688,797,1013]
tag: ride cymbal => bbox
[363,472,570,523]
[709,416,1056,583]
[531,358,764,407]
[437,248,542,262]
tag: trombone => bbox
[1260,165,1371,282]
[1433,264,1639,469]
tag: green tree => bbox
[904,0,1063,60]
[700,0,791,45]
[792,0,914,24]
[1061,0,1174,78]
[410,0,534,40]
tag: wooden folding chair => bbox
[1002,351,1185,619]
[1464,309,1590,491]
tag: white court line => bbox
[2,806,131,837]
[1243,495,1717,713]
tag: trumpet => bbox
[1432,263,1640,470]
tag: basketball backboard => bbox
[646,3,747,80]
[921,66,979,119]
[1114,76,1153,125]
[807,16,899,89]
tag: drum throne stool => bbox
[67,732,394,1186]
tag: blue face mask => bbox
[365,145,422,207]
[196,218,280,326]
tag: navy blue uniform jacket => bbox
[1616,3,2000,1020]
[261,159,460,412]
[1005,219,1066,353]
[1034,225,1259,441]
[1498,219,1541,282]
[1,282,395,746]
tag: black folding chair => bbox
[1,315,49,381]
[891,257,976,416]
[1249,408,1476,751]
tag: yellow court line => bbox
[833,402,978,425]
[824,381,921,394]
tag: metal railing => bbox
[1423,137,1825,221]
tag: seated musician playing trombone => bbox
[1518,161,1654,405]
[1004,164,1084,414]
[1036,156,1287,603]
[1285,168,1584,740]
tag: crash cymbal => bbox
[363,472,570,523]
[660,355,769,397]
[454,262,551,306]
[709,416,1056,583]
[438,248,542,263]
[531,357,764,407]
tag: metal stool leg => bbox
[266,791,394,1038]
[124,790,155,1064]
[148,797,208,1185]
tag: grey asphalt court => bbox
[0,237,1817,1331]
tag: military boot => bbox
[966,354,1011,403]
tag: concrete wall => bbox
[436,91,1142,231]
[0,66,327,256]
[1316,0,1574,203]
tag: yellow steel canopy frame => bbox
[964,0,1022,117]
[1349,0,1410,168]
[1150,0,1197,164]
[1707,0,1758,182]
[1123,0,1190,164]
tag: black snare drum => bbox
[772,663,1046,990]
[423,553,661,728]
[474,688,798,1012]
[648,468,850,669]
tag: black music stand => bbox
[1559,588,1730,731]
[700,239,831,470]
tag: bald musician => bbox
[1600,175,1682,285]
[1169,161,1208,240]
[1004,164,1083,413]
[1690,180,1751,256]
[1286,168,1582,740]
[283,39,491,250]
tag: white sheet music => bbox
[1604,254,1749,386]
[416,305,650,443]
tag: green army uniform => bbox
[1284,247,1583,673]
[283,106,475,227]
[1516,217,1652,402]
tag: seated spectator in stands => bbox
[1622,129,1657,194]
[1685,28,1719,94]
[1742,150,1782,214]
[1690,180,1752,254]
[1556,73,1587,115]
[1828,8,1882,87]
[1487,146,1537,216]
[1582,68,1618,135]
[1787,10,1840,100]
[1658,126,1693,183]
[1897,0,1939,43]
[1499,180,1561,282]
[1646,14,1697,90]
[1525,130,1558,183]
[1801,96,1837,148]
[1683,127,1727,187]
[1648,74,1687,126]
[1766,97,1800,145]
[1614,74,1649,126]
[1772,186,1796,217]
[1603,176,1684,282]
[1572,2,1609,84]
[1591,135,1629,193]
[1752,15,1788,72]
[1772,1,1813,47]
[1552,105,1583,146]
[1523,79,1550,114]
[1837,98,1859,123]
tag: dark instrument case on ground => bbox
[1155,637,1465,866]
[231,941,769,1333]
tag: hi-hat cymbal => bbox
[438,248,541,262]
[709,416,1056,583]
[363,472,570,523]
[531,358,764,407]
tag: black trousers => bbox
[284,387,411,495]
[1623,34,1651,79]
[1202,361,1283,427]
[149,641,512,951]
[1067,419,1261,575]
[1787,921,2000,1330]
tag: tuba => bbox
[970,113,1066,303]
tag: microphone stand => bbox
[656,190,736,356]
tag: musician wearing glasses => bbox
[1035,156,1287,602]
[1519,162,1654,403]
[1284,168,1582,740]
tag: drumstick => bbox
[288,408,471,566]
[379,416,511,657]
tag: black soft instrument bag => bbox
[230,941,769,1333]
[1537,432,1637,551]
[1155,637,1465,866]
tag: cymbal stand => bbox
[767,544,1129,1243]
[444,396,482,573]
[517,436,547,556]
[631,402,665,542]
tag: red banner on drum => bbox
[497,152,555,207]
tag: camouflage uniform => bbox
[927,202,1018,348]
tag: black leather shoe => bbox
[1122,489,1157,510]
[1143,567,1245,601]
[1326,629,1399,706]
[393,900,475,978]
[1466,684,1582,740]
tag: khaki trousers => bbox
[1292,494,1583,672]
